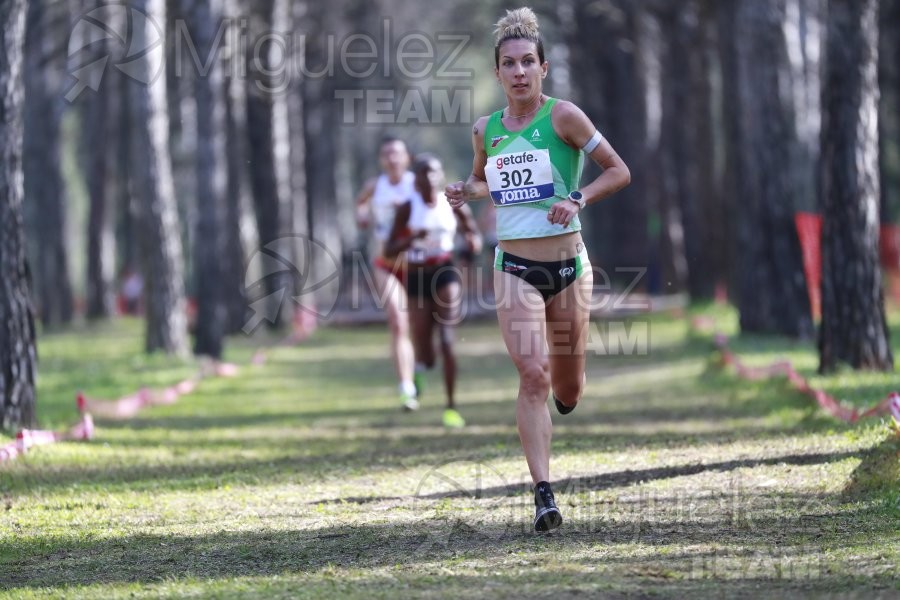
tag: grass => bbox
[1,308,898,598]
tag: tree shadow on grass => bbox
[1,499,894,594]
[2,423,867,498]
[310,448,864,505]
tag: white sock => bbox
[400,381,417,398]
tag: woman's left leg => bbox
[434,277,462,409]
[545,269,594,411]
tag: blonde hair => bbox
[494,7,545,68]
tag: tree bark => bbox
[23,0,74,328]
[880,0,900,224]
[668,0,721,300]
[129,0,189,355]
[245,0,294,329]
[183,0,228,358]
[221,0,250,334]
[303,0,341,309]
[1,0,37,431]
[79,0,116,320]
[569,0,651,287]
[819,0,892,372]
[734,0,813,338]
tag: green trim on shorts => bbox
[575,253,586,279]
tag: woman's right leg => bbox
[372,266,415,394]
[494,269,552,485]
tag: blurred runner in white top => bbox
[355,136,419,409]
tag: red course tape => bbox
[693,316,899,425]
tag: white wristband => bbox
[581,130,604,154]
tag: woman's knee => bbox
[517,360,550,399]
[552,375,584,406]
[387,314,409,338]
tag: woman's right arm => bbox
[355,177,377,229]
[446,116,490,207]
[384,202,419,258]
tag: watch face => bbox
[569,191,583,201]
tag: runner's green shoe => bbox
[414,371,426,397]
[402,394,419,411]
[442,408,465,428]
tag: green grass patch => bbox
[1,308,897,597]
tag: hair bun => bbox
[494,7,540,44]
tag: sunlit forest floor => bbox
[1,307,898,598]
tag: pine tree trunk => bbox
[718,0,744,300]
[185,0,227,358]
[696,0,734,299]
[880,0,900,224]
[658,2,697,296]
[246,0,294,329]
[1,0,37,431]
[303,0,341,309]
[23,0,74,328]
[734,0,813,338]
[288,0,309,242]
[81,0,115,320]
[569,0,650,285]
[221,0,249,334]
[819,0,893,372]
[129,0,189,355]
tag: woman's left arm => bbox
[547,101,631,226]
[453,204,483,255]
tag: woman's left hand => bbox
[466,232,483,256]
[547,199,580,228]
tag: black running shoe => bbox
[533,481,563,532]
[553,393,576,415]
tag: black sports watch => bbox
[567,190,586,211]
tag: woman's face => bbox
[379,140,410,177]
[416,159,444,195]
[495,39,547,102]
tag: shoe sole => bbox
[534,507,563,532]
[554,394,576,415]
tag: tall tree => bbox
[819,0,892,372]
[80,0,116,320]
[183,0,228,358]
[665,0,722,300]
[694,0,734,299]
[1,0,37,430]
[303,0,341,307]
[129,0,189,355]
[569,0,651,287]
[734,0,813,338]
[880,0,900,225]
[221,0,250,333]
[246,0,294,328]
[23,0,74,327]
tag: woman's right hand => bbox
[355,205,370,229]
[445,181,468,208]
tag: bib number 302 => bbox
[486,149,555,206]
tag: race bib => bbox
[408,236,444,263]
[485,149,555,206]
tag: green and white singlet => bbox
[483,97,585,241]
